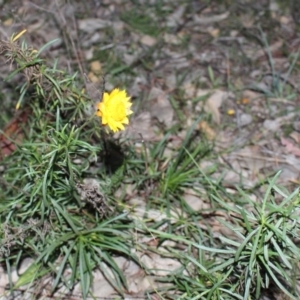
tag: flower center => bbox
[110,100,126,121]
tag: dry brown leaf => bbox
[148,87,174,127]
[193,11,230,25]
[281,137,300,157]
[78,18,112,33]
[139,253,181,276]
[207,27,220,38]
[166,4,186,27]
[90,60,102,75]
[87,71,100,83]
[92,269,117,297]
[235,145,267,172]
[240,14,255,28]
[284,155,300,171]
[242,89,261,102]
[92,256,148,297]
[140,35,157,46]
[183,188,210,211]
[253,40,283,60]
[164,33,181,45]
[118,111,157,142]
[198,120,216,140]
[183,83,199,98]
[289,131,300,144]
[0,265,8,295]
[3,18,13,26]
[203,90,228,124]
[279,15,290,25]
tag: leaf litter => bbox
[1,0,300,299]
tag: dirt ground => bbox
[1,0,300,299]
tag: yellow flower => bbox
[96,88,133,132]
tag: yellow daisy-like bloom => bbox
[96,88,133,132]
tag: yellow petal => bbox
[95,88,132,132]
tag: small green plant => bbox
[212,173,300,299]
[1,22,299,300]
[0,31,137,299]
[208,65,222,88]
[249,27,300,100]
[154,172,300,299]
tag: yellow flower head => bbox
[96,88,133,132]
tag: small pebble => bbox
[239,113,252,127]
